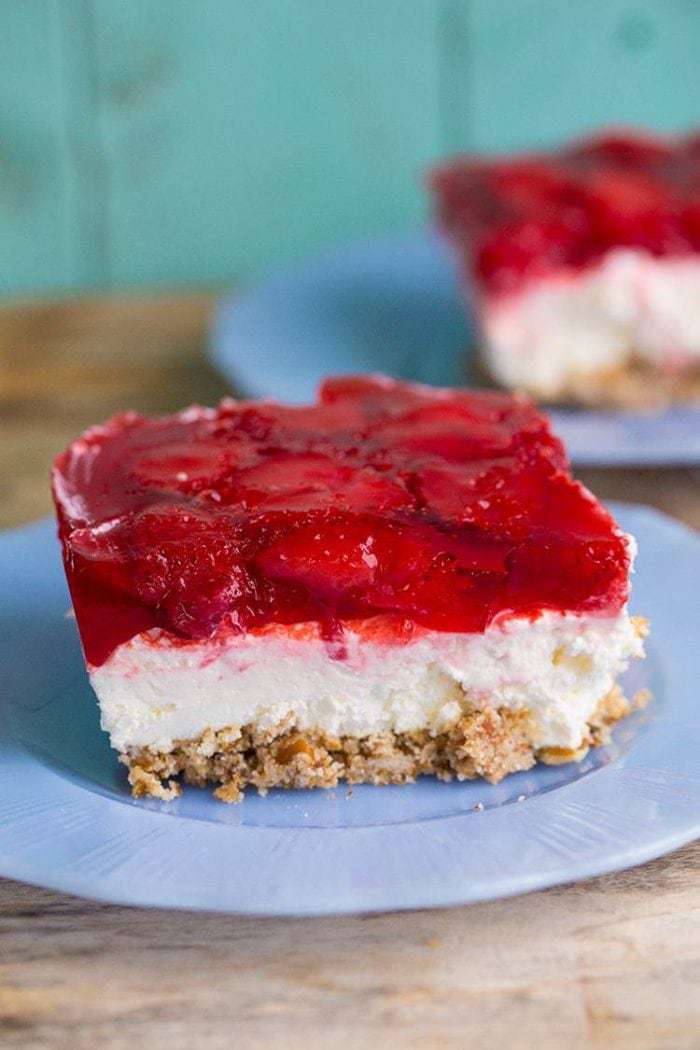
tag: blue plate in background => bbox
[0,505,698,914]
[210,231,700,466]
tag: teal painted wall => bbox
[1,1,699,296]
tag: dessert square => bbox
[430,129,700,408]
[52,375,646,801]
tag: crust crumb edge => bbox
[121,684,640,803]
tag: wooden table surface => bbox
[1,296,698,1049]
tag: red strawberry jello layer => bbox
[431,128,700,407]
[52,375,646,801]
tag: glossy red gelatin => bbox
[430,127,700,295]
[52,376,630,666]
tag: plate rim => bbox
[1,504,699,916]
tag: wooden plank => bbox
[88,0,442,289]
[0,4,72,294]
[0,293,220,527]
[438,0,473,155]
[54,0,110,289]
[1,842,699,1048]
[452,0,700,152]
[0,2,115,294]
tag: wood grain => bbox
[1,848,698,1050]
[0,295,698,1049]
[90,0,441,289]
[0,4,74,295]
[4,4,700,296]
[463,0,700,151]
[0,293,219,527]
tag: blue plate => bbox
[1,506,698,915]
[210,231,700,466]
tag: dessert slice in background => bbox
[52,375,646,802]
[430,129,700,408]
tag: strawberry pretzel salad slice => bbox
[431,128,700,408]
[52,375,647,801]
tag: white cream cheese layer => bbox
[90,610,644,754]
[480,250,700,397]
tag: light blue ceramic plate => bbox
[210,231,700,466]
[1,506,698,915]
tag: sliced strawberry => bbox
[320,374,400,405]
[256,519,384,597]
[69,518,131,562]
[416,460,542,537]
[490,159,576,214]
[235,454,411,513]
[568,131,673,166]
[682,202,700,248]
[124,506,260,635]
[587,169,667,214]
[132,443,235,494]
[375,420,515,462]
[476,218,579,292]
[507,535,628,612]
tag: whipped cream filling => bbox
[480,250,700,397]
[90,609,644,754]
